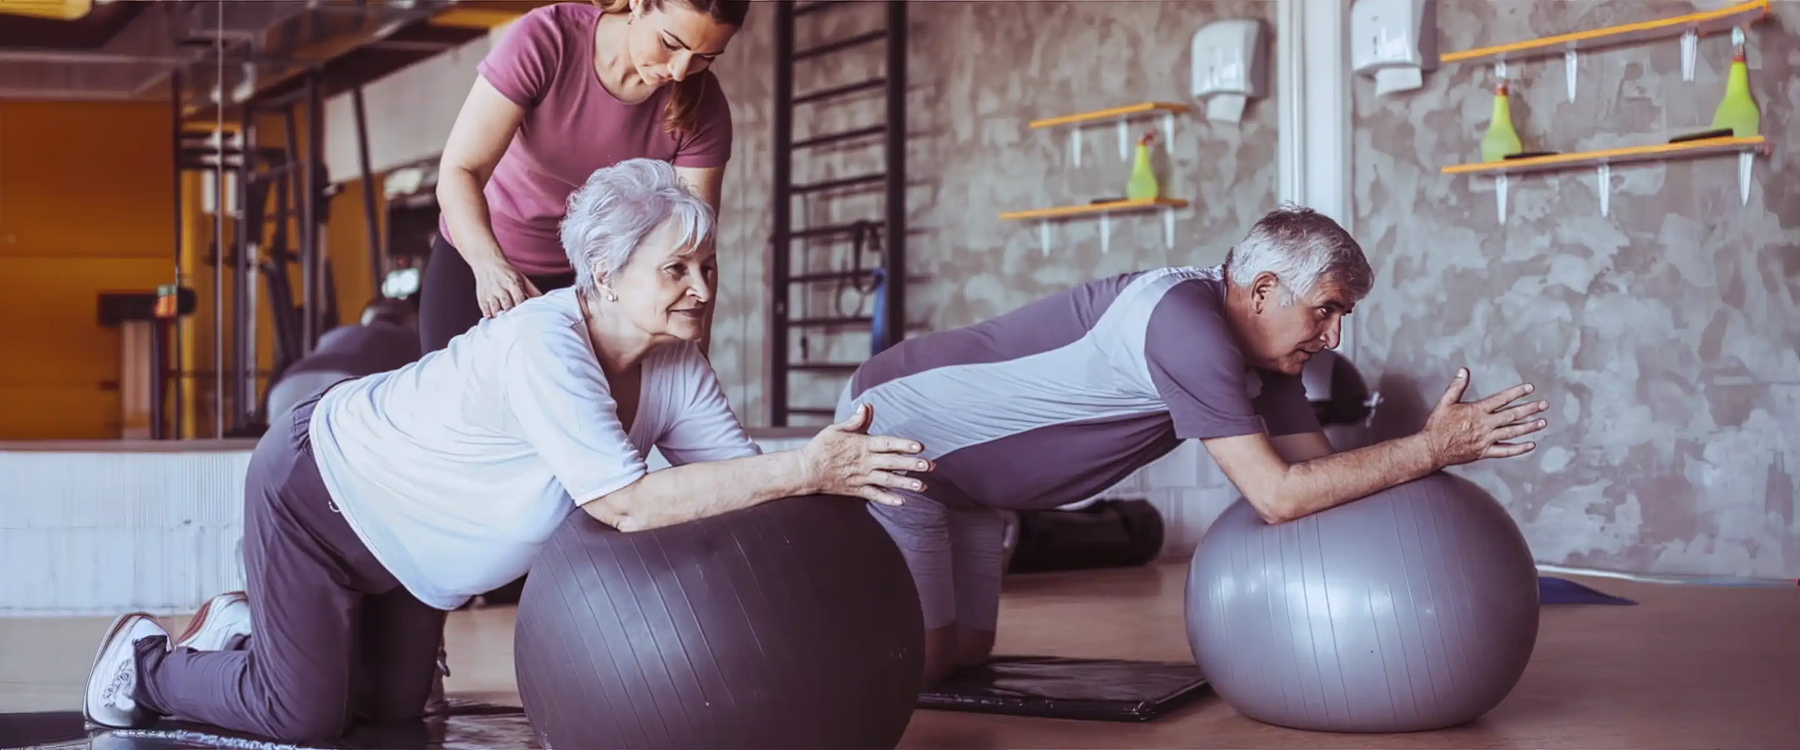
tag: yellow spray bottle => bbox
[1480,81,1523,163]
[1127,131,1160,201]
[1709,46,1759,137]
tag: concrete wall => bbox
[705,0,1281,425]
[1350,0,1799,579]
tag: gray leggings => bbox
[868,494,1008,632]
[134,386,446,742]
[838,383,1010,632]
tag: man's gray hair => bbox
[1222,202,1374,305]
[560,158,715,294]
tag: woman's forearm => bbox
[436,165,510,270]
[581,451,815,532]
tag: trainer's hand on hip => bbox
[472,259,542,318]
[800,403,931,507]
[1421,368,1550,467]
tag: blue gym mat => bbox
[1538,575,1637,605]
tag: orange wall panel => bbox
[0,102,176,440]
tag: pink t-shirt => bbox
[440,3,734,274]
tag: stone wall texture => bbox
[1351,0,1799,578]
[706,0,1279,425]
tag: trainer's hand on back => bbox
[472,259,542,318]
[1422,368,1550,467]
[800,403,931,507]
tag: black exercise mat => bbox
[916,655,1210,722]
[0,701,532,750]
[1539,575,1638,605]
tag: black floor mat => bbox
[0,701,532,750]
[916,655,1210,722]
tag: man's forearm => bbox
[582,451,816,532]
[1262,433,1441,522]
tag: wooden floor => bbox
[3,560,1796,749]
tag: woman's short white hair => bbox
[1222,202,1374,305]
[559,158,715,294]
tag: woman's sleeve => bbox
[671,74,734,169]
[655,344,761,467]
[477,7,563,109]
[503,329,648,505]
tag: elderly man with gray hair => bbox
[837,203,1552,685]
[78,158,930,743]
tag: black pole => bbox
[234,97,255,435]
[770,0,795,427]
[352,86,383,297]
[300,71,320,355]
[150,320,166,440]
[884,0,907,353]
[169,70,185,439]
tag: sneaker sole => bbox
[174,593,247,649]
[83,613,150,728]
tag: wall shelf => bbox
[1443,135,1768,220]
[1030,102,1188,164]
[1002,198,1189,255]
[1441,0,1768,100]
[1000,197,1189,221]
[1029,102,1190,129]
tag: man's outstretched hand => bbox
[1421,368,1550,467]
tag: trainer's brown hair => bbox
[593,0,751,136]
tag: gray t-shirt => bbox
[841,265,1319,511]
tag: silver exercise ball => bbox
[1184,471,1539,733]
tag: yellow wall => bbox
[0,101,176,440]
[0,100,384,441]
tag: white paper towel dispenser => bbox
[1351,0,1438,96]
[1189,18,1266,124]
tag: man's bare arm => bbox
[1201,370,1548,524]
[1270,430,1335,463]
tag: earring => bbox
[607,290,619,302]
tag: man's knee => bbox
[922,625,960,686]
[954,625,995,668]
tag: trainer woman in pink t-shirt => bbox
[425,0,749,354]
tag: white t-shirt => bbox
[307,287,760,610]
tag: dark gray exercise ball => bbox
[1184,472,1539,733]
[514,495,926,749]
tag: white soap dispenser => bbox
[1351,0,1438,96]
[1189,18,1267,124]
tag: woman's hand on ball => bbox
[1422,368,1549,466]
[800,403,932,507]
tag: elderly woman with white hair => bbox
[79,159,931,743]
[832,203,1552,685]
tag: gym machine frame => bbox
[164,68,379,439]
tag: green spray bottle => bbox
[1127,131,1160,201]
[1480,81,1523,163]
[1709,47,1759,137]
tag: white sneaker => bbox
[83,613,168,729]
[173,592,251,651]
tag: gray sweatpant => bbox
[837,383,1011,633]
[133,385,447,742]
